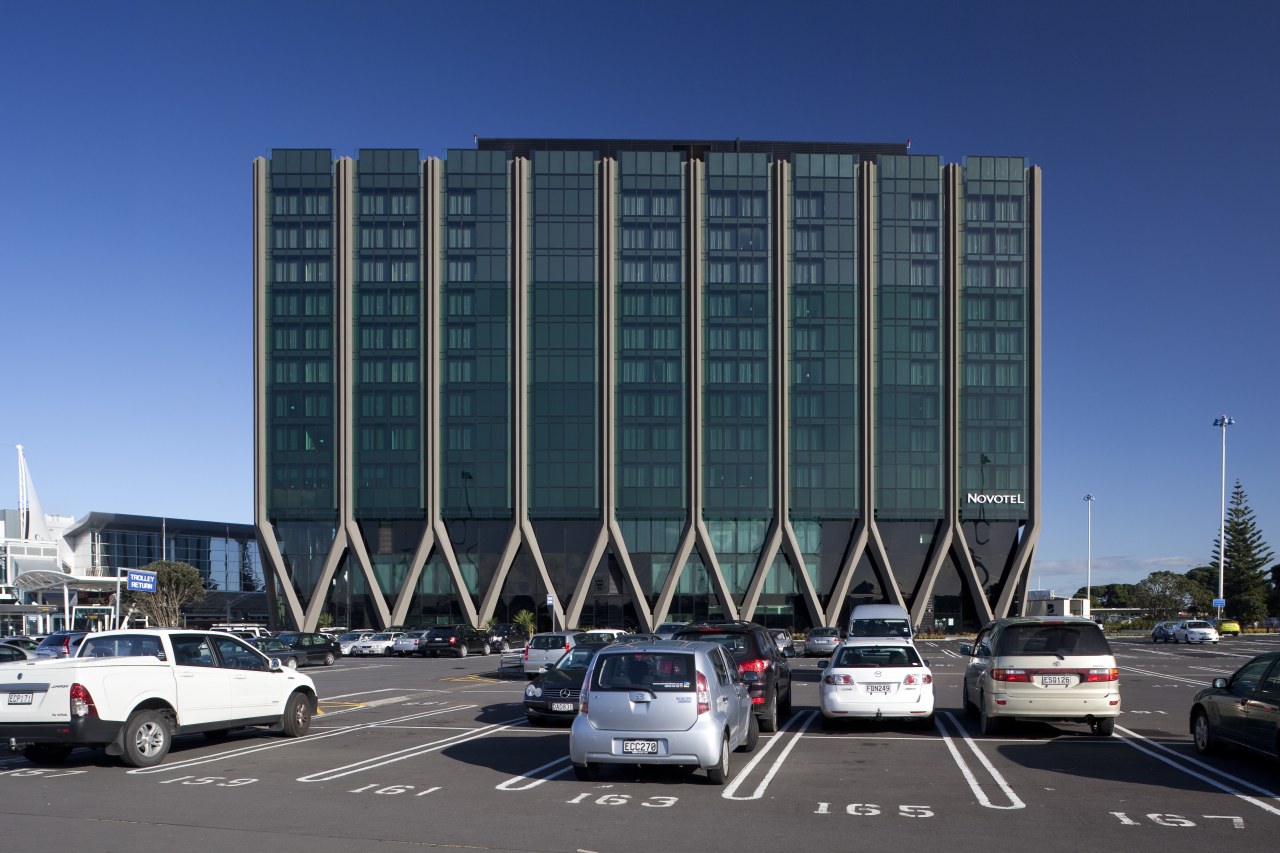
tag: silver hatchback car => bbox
[569,640,758,785]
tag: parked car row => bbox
[1151,619,1221,644]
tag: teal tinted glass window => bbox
[959,156,1030,521]
[875,155,943,519]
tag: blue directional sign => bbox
[1212,598,1226,608]
[127,570,158,593]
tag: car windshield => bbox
[531,635,567,650]
[832,645,921,668]
[1185,621,1211,629]
[995,624,1112,656]
[371,633,394,641]
[849,618,911,637]
[592,652,696,690]
[680,632,749,656]
[555,647,599,670]
[810,628,840,638]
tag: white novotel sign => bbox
[966,493,1026,505]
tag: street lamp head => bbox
[1084,494,1094,502]
[1213,416,1235,427]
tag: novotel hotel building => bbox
[252,139,1041,634]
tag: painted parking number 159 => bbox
[815,803,934,818]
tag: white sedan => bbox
[1173,620,1219,644]
[350,632,405,656]
[818,639,934,725]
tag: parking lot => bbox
[4,635,1280,852]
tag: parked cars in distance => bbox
[423,625,491,658]
[524,631,585,678]
[819,639,934,726]
[0,644,34,663]
[804,627,844,657]
[673,621,793,732]
[486,623,529,652]
[569,639,758,784]
[579,629,629,643]
[392,630,431,656]
[769,629,794,656]
[1173,620,1219,644]
[1190,651,1280,761]
[337,630,376,655]
[34,630,88,658]
[1,637,40,652]
[350,631,405,657]
[524,643,604,724]
[1151,621,1180,643]
[271,631,341,666]
[248,637,304,669]
[1211,618,1242,637]
[847,603,915,642]
[653,621,688,640]
[961,617,1120,736]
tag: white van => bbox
[846,604,913,643]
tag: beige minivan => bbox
[961,617,1120,736]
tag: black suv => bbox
[423,624,492,657]
[673,621,793,732]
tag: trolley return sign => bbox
[126,570,158,593]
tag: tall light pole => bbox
[1084,494,1094,614]
[1213,416,1234,618]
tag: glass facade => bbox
[255,140,1040,634]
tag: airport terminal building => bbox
[253,139,1041,634]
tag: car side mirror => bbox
[959,645,972,656]
[1213,677,1228,689]
[269,657,284,672]
[818,659,828,669]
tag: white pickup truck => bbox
[1,628,318,768]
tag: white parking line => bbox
[721,711,818,800]
[1115,725,1280,818]
[495,755,575,791]
[298,715,527,782]
[933,712,1025,810]
[127,706,474,775]
[1119,665,1212,687]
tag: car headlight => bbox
[525,684,542,698]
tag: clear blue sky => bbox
[4,1,1277,598]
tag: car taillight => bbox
[696,672,710,714]
[738,658,771,674]
[991,668,1032,682]
[449,637,457,644]
[579,688,589,715]
[824,674,853,685]
[1081,668,1119,683]
[903,674,933,685]
[70,683,97,718]
[524,646,530,660]
[564,642,571,653]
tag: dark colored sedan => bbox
[271,631,340,666]
[423,625,492,657]
[1190,651,1280,762]
[249,637,305,669]
[486,623,529,652]
[523,643,606,724]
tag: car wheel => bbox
[383,647,393,657]
[737,713,759,754]
[458,644,468,658]
[500,640,510,652]
[978,695,1004,736]
[120,710,171,768]
[285,657,298,670]
[1192,710,1220,754]
[706,735,730,785]
[323,652,335,666]
[481,642,491,656]
[1091,717,1115,737]
[573,763,599,781]
[758,700,778,733]
[282,692,312,738]
[23,744,72,765]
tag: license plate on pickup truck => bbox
[622,739,658,754]
[7,693,33,705]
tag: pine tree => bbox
[1203,481,1274,623]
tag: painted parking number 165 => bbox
[815,803,934,818]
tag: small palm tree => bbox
[513,609,537,636]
